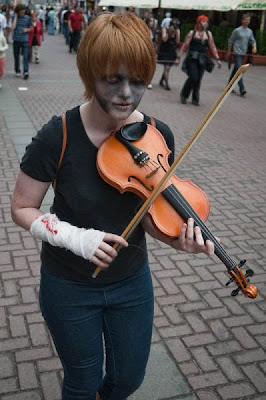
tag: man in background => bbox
[68,5,84,53]
[228,13,256,96]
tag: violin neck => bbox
[162,185,236,270]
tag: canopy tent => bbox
[160,0,238,11]
[98,0,159,7]
[236,1,266,9]
[99,0,266,9]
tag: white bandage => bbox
[30,213,106,261]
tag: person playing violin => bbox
[11,12,215,400]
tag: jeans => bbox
[181,58,205,103]
[13,41,29,74]
[69,30,81,52]
[63,23,70,44]
[229,54,245,93]
[39,262,154,400]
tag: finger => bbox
[103,233,128,248]
[94,247,114,264]
[215,236,221,243]
[205,240,215,255]
[186,218,194,240]
[98,241,117,259]
[194,225,204,246]
[90,255,109,269]
[178,222,187,242]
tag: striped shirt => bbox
[13,15,31,42]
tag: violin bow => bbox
[92,64,254,293]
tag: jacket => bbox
[28,21,43,47]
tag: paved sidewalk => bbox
[0,34,266,400]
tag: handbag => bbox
[205,57,215,73]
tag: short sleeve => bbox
[20,115,63,182]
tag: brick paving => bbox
[0,32,266,400]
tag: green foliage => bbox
[211,26,234,50]
[180,23,194,42]
[180,23,266,55]
[255,30,266,55]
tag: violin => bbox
[92,64,257,299]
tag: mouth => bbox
[113,103,132,110]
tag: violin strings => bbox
[168,185,235,267]
[165,185,236,270]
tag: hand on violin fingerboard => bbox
[171,218,216,255]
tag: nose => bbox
[119,80,132,99]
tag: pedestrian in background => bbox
[177,15,221,106]
[0,30,8,89]
[228,13,256,96]
[62,6,71,45]
[158,18,180,90]
[12,4,31,80]
[161,11,172,29]
[47,7,55,35]
[0,8,7,37]
[11,11,215,400]
[68,5,84,53]
[38,6,45,29]
[28,12,43,64]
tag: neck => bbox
[80,100,143,139]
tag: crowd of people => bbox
[0,5,257,101]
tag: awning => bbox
[160,0,238,11]
[236,1,266,9]
[98,0,159,7]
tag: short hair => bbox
[242,13,251,19]
[77,12,156,99]
[15,4,26,13]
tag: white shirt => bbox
[0,14,7,35]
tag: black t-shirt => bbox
[20,106,175,285]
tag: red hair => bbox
[195,15,209,30]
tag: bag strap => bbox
[53,115,155,192]
[53,113,67,192]
[150,116,156,128]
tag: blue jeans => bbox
[229,54,245,93]
[13,41,29,74]
[39,262,154,400]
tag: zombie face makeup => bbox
[93,65,146,121]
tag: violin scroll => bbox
[225,260,258,298]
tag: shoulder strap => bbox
[150,117,156,128]
[53,113,67,192]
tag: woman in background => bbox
[177,15,222,106]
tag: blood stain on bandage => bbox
[41,216,58,235]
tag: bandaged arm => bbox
[30,212,106,261]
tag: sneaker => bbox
[15,72,21,77]
[192,100,200,106]
[240,90,247,96]
[23,73,29,80]
[147,84,153,90]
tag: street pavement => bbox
[0,33,266,400]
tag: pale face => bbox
[93,65,146,121]
[199,20,208,30]
[242,17,251,28]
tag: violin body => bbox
[97,123,210,238]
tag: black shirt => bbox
[20,106,175,285]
